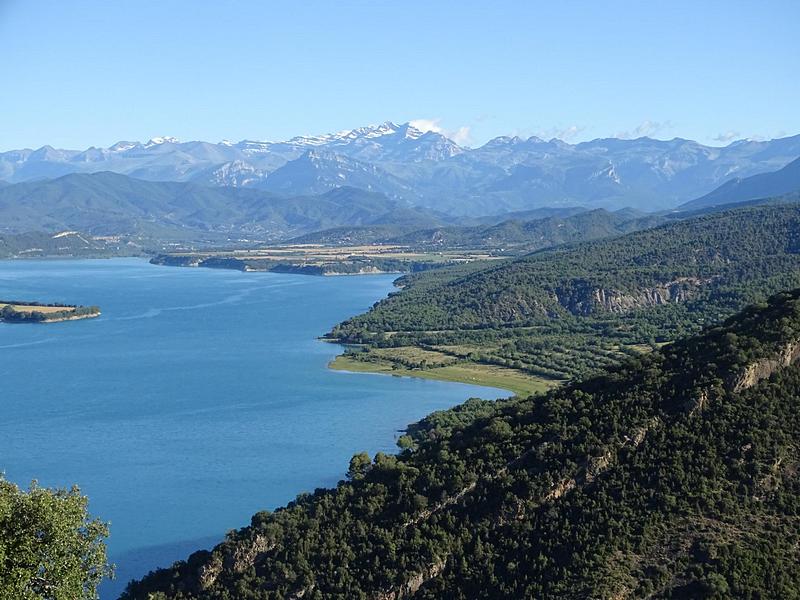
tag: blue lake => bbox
[0,258,505,598]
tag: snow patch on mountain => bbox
[207,160,266,187]
[109,141,139,153]
[144,136,180,148]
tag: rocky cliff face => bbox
[373,561,447,600]
[188,532,277,594]
[555,277,707,316]
[727,340,800,393]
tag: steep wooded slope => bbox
[123,290,800,599]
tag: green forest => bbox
[123,288,800,599]
[329,204,800,381]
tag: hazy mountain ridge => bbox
[680,156,800,210]
[0,172,441,241]
[3,162,797,249]
[3,124,799,214]
[254,149,419,200]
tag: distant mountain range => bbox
[2,162,798,248]
[290,150,800,247]
[3,122,800,214]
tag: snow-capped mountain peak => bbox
[226,122,438,155]
[484,135,524,147]
[108,141,140,153]
[284,121,411,147]
[284,132,338,147]
[144,136,180,148]
[346,121,406,139]
[352,121,430,141]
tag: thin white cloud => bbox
[615,120,674,139]
[534,125,585,141]
[408,118,442,134]
[713,131,740,143]
[449,126,472,145]
[409,118,472,146]
[746,130,787,142]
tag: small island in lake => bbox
[0,301,100,323]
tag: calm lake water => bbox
[0,258,504,598]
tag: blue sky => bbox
[1,0,798,150]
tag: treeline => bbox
[122,289,800,599]
[0,299,76,308]
[0,302,100,323]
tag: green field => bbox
[329,353,559,397]
[0,303,75,314]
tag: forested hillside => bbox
[329,204,800,380]
[0,173,439,241]
[0,230,137,258]
[124,289,800,599]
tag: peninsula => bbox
[150,244,500,276]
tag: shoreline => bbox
[38,311,101,323]
[151,255,418,278]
